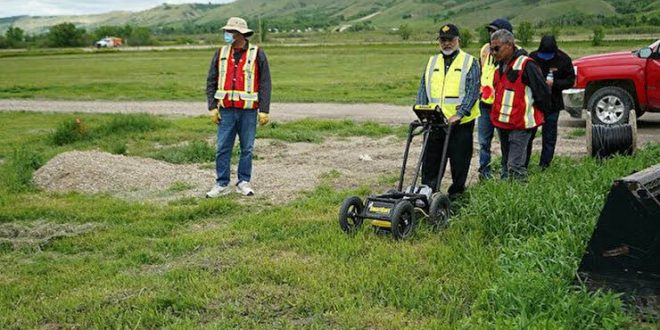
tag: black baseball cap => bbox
[437,24,460,39]
[487,18,513,33]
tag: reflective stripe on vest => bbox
[480,43,496,104]
[424,50,479,124]
[214,44,259,109]
[492,55,543,129]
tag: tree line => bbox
[0,23,155,49]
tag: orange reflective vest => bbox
[491,55,544,130]
[214,44,259,110]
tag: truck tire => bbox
[587,86,634,125]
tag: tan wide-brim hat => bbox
[222,17,254,37]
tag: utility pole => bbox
[258,15,263,43]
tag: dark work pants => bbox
[421,120,475,195]
[498,128,534,180]
[477,101,495,178]
[526,110,559,169]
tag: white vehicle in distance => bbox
[95,37,123,48]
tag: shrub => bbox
[108,142,127,155]
[517,21,534,46]
[550,25,561,40]
[476,26,490,45]
[592,26,605,46]
[52,114,167,146]
[127,27,154,46]
[98,114,168,136]
[51,118,90,146]
[48,22,86,47]
[1,147,44,192]
[461,29,473,47]
[153,140,215,164]
[399,24,412,41]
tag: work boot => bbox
[206,184,232,198]
[236,181,255,196]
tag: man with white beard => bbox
[415,23,481,198]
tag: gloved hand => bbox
[210,109,220,125]
[258,112,269,126]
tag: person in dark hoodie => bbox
[527,35,575,169]
[489,29,551,180]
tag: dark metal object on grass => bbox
[578,164,660,318]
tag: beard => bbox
[441,48,457,55]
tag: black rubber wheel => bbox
[587,86,634,125]
[338,196,364,234]
[390,200,416,240]
[429,193,450,229]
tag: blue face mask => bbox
[223,31,234,44]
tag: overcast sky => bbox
[0,0,235,18]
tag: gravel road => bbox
[1,99,658,140]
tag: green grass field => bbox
[0,111,658,328]
[1,38,659,328]
[0,39,654,105]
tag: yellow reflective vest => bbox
[480,43,496,104]
[214,44,260,110]
[424,50,479,124]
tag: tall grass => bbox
[2,144,657,327]
[152,140,215,164]
[459,146,660,328]
[0,111,658,328]
[0,147,43,192]
[51,114,169,146]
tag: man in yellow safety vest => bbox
[416,23,481,198]
[477,18,513,179]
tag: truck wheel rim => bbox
[595,96,625,124]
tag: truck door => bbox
[647,42,660,109]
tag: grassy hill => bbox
[1,0,658,35]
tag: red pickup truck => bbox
[563,39,660,125]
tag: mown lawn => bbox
[0,39,654,105]
[0,112,658,328]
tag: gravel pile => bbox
[31,137,417,204]
[31,134,586,205]
[33,150,213,200]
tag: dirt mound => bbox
[32,137,416,204]
[31,128,588,204]
[33,150,214,201]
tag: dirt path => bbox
[0,100,417,124]
[3,100,658,204]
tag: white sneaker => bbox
[206,184,232,198]
[235,181,255,196]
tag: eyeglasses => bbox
[439,37,455,42]
[490,45,503,53]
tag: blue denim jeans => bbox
[215,108,257,186]
[477,101,494,178]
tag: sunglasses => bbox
[439,37,455,42]
[490,45,504,52]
